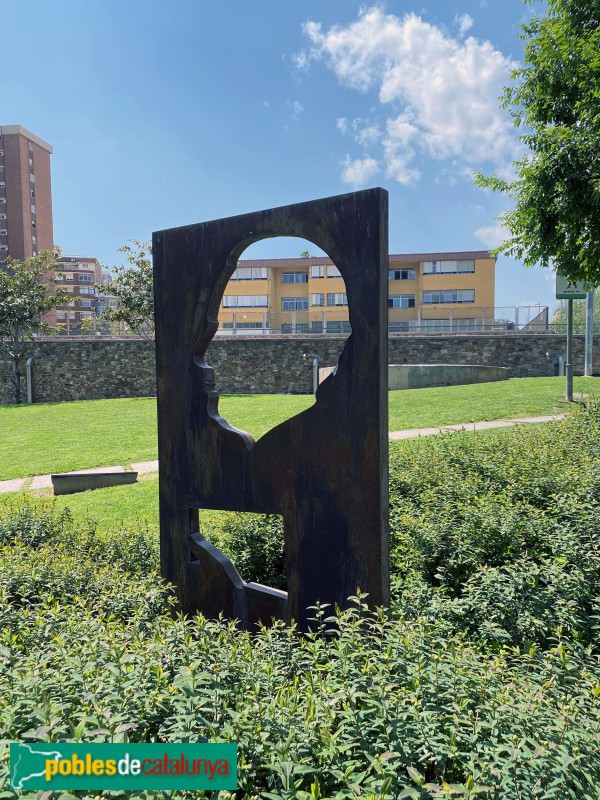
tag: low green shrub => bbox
[389,403,600,650]
[2,405,600,797]
[213,513,286,590]
[0,595,599,799]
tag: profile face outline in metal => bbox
[153,188,389,631]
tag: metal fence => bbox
[215,305,550,336]
[30,305,551,338]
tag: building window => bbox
[389,268,416,280]
[79,299,92,308]
[31,204,36,214]
[0,166,4,173]
[282,272,308,283]
[453,318,477,331]
[0,229,6,236]
[79,274,94,282]
[327,265,342,278]
[79,286,94,295]
[108,300,118,308]
[0,245,8,252]
[0,182,5,189]
[0,214,5,220]
[422,318,451,332]
[222,294,269,308]
[29,173,35,183]
[388,321,411,332]
[311,293,324,306]
[65,274,74,281]
[422,260,476,275]
[422,289,475,304]
[310,265,325,278]
[327,292,348,306]
[388,294,416,308]
[327,320,352,333]
[282,297,308,310]
[0,199,6,204]
[230,267,268,280]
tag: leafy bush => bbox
[214,513,286,589]
[2,405,600,797]
[0,595,599,799]
[389,403,600,650]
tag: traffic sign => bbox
[556,273,588,299]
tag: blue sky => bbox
[3,0,557,311]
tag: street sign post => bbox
[556,274,588,402]
[556,274,587,299]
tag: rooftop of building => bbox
[0,125,53,154]
[237,250,493,268]
[58,256,99,262]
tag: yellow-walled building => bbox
[219,250,495,334]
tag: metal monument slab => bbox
[152,188,389,631]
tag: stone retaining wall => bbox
[0,334,595,404]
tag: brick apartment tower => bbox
[0,125,54,265]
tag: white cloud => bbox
[474,220,509,248]
[337,116,381,145]
[455,13,474,35]
[292,49,311,71]
[340,155,380,187]
[298,7,519,185]
[287,100,304,120]
[518,299,543,307]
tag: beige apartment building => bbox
[45,256,116,332]
[219,251,495,334]
[0,125,54,264]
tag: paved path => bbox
[0,416,565,495]
[389,413,565,440]
[0,460,159,495]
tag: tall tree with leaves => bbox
[101,241,154,339]
[0,251,69,404]
[474,0,600,285]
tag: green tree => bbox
[79,315,96,336]
[474,0,600,285]
[0,251,69,404]
[101,241,154,339]
[552,290,600,333]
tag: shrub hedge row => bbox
[1,405,600,798]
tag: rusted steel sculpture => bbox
[153,188,389,631]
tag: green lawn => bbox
[0,377,597,480]
[0,428,517,533]
[387,375,598,429]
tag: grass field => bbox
[0,428,519,535]
[0,377,598,480]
